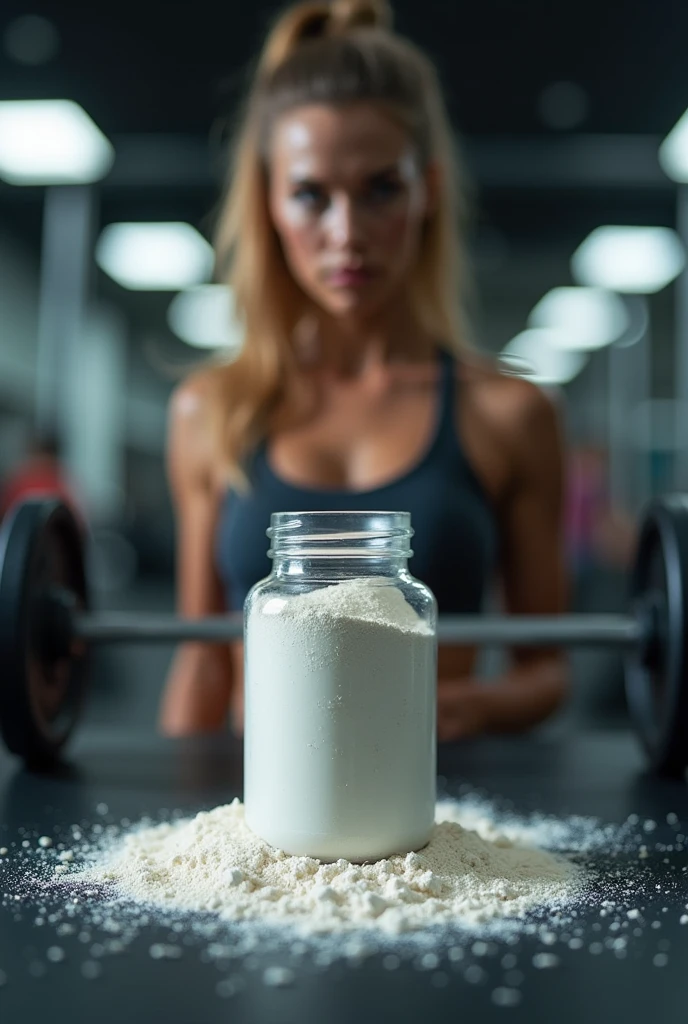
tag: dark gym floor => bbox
[2,731,686,1024]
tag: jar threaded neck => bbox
[267,511,414,560]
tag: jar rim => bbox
[267,511,414,559]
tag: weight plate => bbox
[0,499,89,766]
[625,495,688,775]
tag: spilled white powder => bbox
[2,795,684,1000]
[83,800,580,937]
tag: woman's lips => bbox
[326,267,375,288]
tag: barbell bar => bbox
[1,496,688,775]
[71,611,642,647]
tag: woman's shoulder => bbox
[170,366,225,421]
[168,367,230,489]
[459,350,556,413]
[457,350,561,452]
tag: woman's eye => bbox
[366,178,402,202]
[292,185,326,208]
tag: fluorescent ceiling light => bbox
[502,329,588,386]
[571,226,685,294]
[167,285,243,351]
[0,99,113,185]
[659,109,688,183]
[528,287,629,350]
[96,222,214,291]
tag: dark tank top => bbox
[215,352,498,614]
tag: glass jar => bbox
[244,510,437,862]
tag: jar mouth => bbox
[267,511,414,559]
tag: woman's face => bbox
[267,102,433,321]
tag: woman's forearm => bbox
[437,657,569,739]
[476,659,569,731]
[159,643,234,736]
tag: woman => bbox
[160,0,568,740]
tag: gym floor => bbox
[1,731,686,1024]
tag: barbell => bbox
[1,496,688,774]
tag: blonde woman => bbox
[160,0,569,740]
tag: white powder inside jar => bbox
[259,577,432,633]
[245,578,437,861]
[83,799,580,937]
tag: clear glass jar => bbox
[244,511,437,862]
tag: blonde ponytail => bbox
[329,0,393,31]
[258,0,393,76]
[258,3,330,77]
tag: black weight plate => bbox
[625,495,688,775]
[0,499,89,766]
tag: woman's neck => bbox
[309,299,436,377]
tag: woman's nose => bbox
[324,195,363,249]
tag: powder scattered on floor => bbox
[78,800,581,937]
[262,965,295,987]
[1,792,686,1000]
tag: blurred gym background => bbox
[1,0,687,734]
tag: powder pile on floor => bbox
[1,793,685,1007]
[78,800,582,936]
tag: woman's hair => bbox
[210,0,471,488]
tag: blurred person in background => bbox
[0,430,84,527]
[565,445,636,582]
[160,0,569,739]
[564,444,636,725]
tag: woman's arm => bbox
[158,378,234,736]
[437,381,569,740]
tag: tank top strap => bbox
[435,348,461,454]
